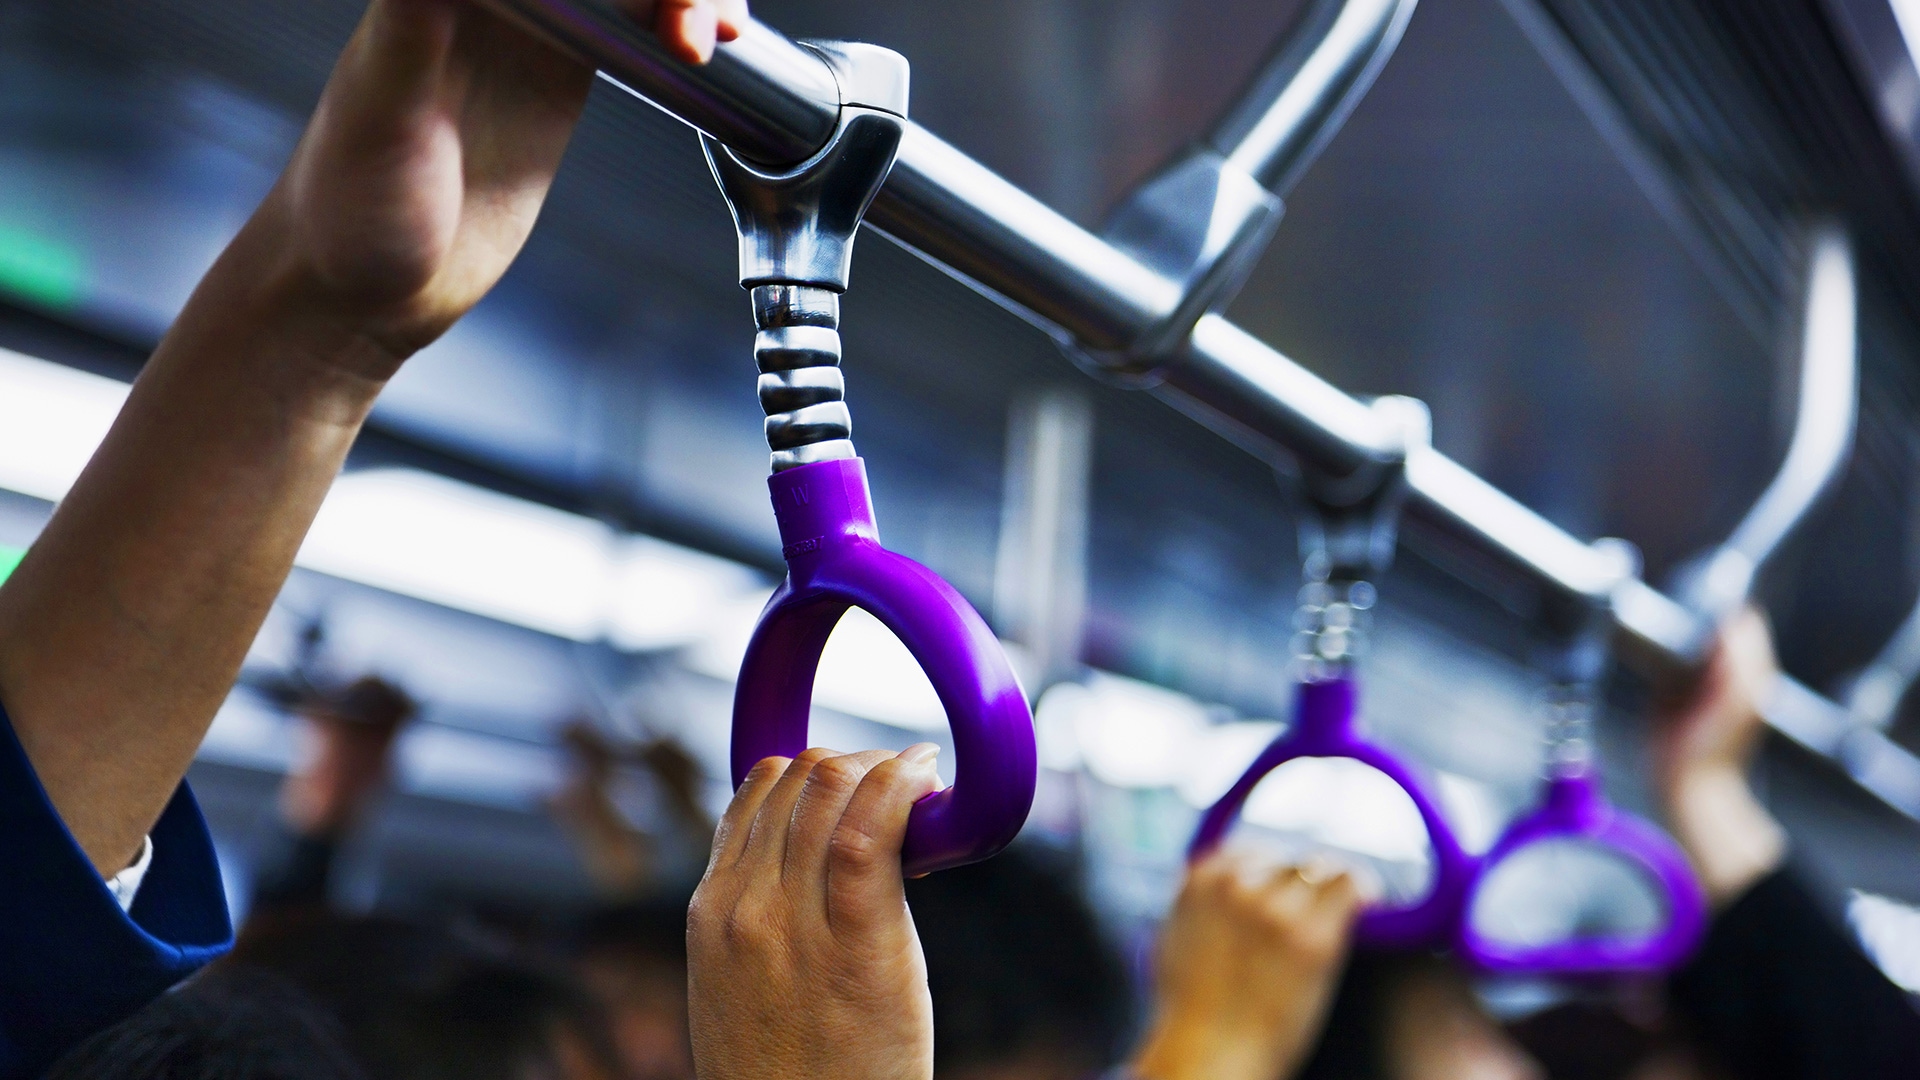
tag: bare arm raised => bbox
[0,0,745,877]
[1131,853,1365,1080]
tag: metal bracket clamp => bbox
[1093,153,1284,377]
[1077,0,1417,381]
[702,42,909,472]
[1292,395,1428,583]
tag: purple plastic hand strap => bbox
[1457,771,1707,975]
[1188,675,1475,949]
[731,457,1038,877]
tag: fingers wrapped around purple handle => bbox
[1188,677,1475,949]
[1457,772,1707,975]
[731,458,1037,877]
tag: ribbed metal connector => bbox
[754,284,854,471]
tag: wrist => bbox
[1666,765,1786,906]
[1132,1012,1289,1080]
[172,188,416,412]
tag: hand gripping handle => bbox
[1457,772,1707,975]
[1188,676,1475,949]
[731,457,1038,876]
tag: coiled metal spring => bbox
[754,284,854,472]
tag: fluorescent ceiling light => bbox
[0,345,763,649]
[300,468,615,640]
[0,346,128,501]
[1894,1,1920,71]
[0,345,1015,734]
[1850,889,1920,993]
[1044,672,1215,789]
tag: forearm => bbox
[1667,765,1786,908]
[1132,1017,1297,1080]
[0,190,396,875]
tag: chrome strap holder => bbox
[702,42,910,472]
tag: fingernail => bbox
[900,742,941,765]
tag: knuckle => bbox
[686,889,725,944]
[716,897,779,953]
[828,821,885,870]
[742,756,790,786]
[805,755,866,796]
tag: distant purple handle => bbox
[1189,676,1475,949]
[1457,772,1707,975]
[731,457,1037,877]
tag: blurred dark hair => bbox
[224,911,616,1080]
[904,845,1129,1075]
[44,967,366,1080]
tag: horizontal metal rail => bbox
[477,0,1920,819]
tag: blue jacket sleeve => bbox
[0,704,232,1077]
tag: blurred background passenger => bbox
[549,721,715,901]
[222,912,619,1080]
[245,678,710,1080]
[1647,610,1920,1078]
[1128,851,1366,1080]
[247,676,416,921]
[547,722,716,1080]
[905,845,1131,1080]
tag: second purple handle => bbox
[1455,772,1707,975]
[1189,676,1476,949]
[730,457,1038,877]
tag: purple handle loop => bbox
[1188,676,1475,949]
[1457,771,1707,976]
[730,457,1038,877]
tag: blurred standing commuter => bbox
[549,723,716,1080]
[1651,609,1920,1079]
[550,721,714,900]
[249,676,416,920]
[225,912,620,1080]
[1129,852,1368,1080]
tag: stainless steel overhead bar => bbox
[475,0,1920,818]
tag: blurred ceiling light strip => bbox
[0,345,1004,732]
[1893,0,1920,68]
[0,345,761,648]
[298,468,615,640]
[0,346,128,500]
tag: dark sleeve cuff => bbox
[1671,865,1920,1080]
[0,704,232,1077]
